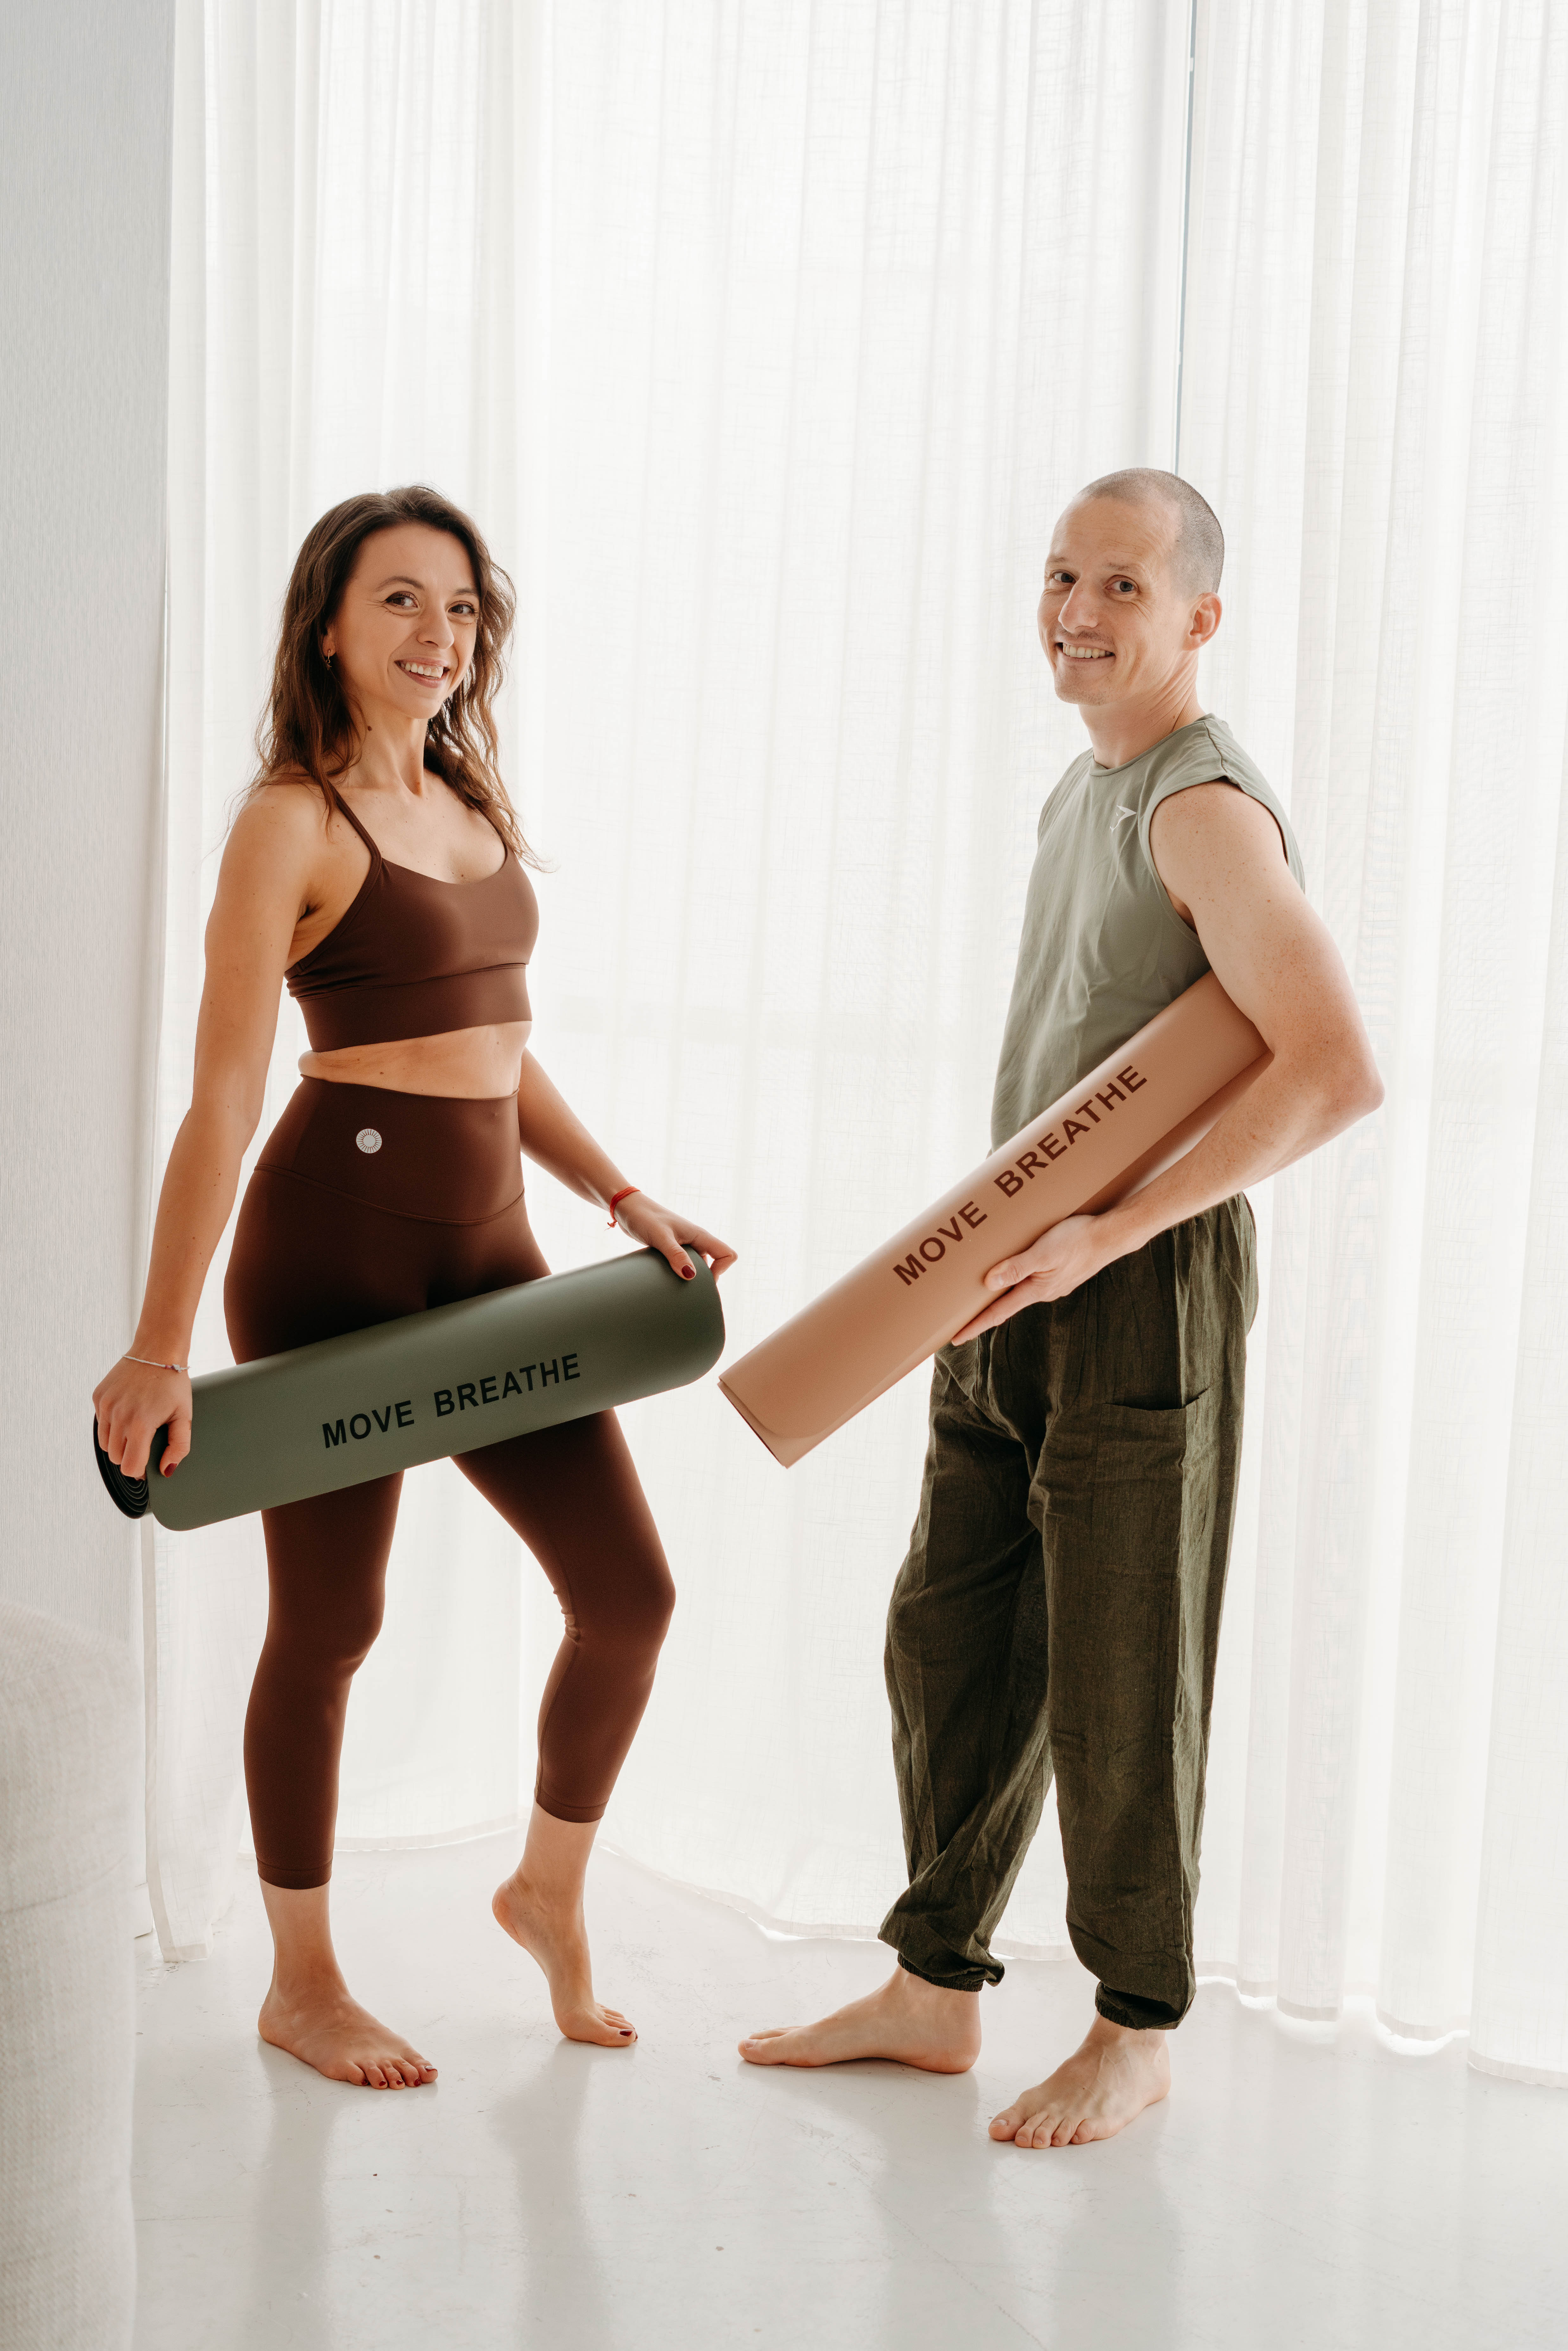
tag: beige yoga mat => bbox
[719,970,1267,1466]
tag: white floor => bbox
[132,1836,1567,2351]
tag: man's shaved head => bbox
[1072,468,1224,595]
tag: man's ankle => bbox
[893,1961,980,2009]
[1087,2010,1167,2049]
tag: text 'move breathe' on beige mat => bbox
[718,971,1267,1467]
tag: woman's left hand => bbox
[614,1193,738,1284]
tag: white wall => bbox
[0,2,175,1644]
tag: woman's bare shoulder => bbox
[237,770,330,830]
[227,775,350,867]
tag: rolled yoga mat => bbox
[95,1246,724,1532]
[719,969,1267,1467]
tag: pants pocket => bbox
[1086,1396,1207,1563]
[1037,1391,1210,1564]
[1040,1392,1212,1783]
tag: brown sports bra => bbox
[285,793,539,1051]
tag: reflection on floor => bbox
[132,1834,1566,2351]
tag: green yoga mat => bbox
[95,1246,724,1532]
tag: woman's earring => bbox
[324,647,334,668]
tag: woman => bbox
[93,485,733,2089]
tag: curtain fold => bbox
[1177,0,1568,2060]
[149,0,540,1955]
[150,0,1568,2078]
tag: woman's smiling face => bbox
[323,522,481,726]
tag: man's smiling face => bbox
[1037,495,1217,711]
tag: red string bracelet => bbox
[607,1185,641,1226]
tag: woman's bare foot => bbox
[256,1878,436,2089]
[492,1874,635,2046]
[258,1982,437,2089]
[739,1966,980,2071]
[989,2013,1170,2146]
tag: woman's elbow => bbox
[186,1087,265,1159]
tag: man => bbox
[738,469,1383,2148]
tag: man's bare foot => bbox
[258,1983,437,2089]
[739,1965,980,2072]
[492,1875,635,2047]
[989,2013,1170,2146]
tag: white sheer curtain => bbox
[149,0,1568,2085]
[1177,0,1568,2080]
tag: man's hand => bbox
[949,1214,1112,1343]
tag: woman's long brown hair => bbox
[250,484,537,864]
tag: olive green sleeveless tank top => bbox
[990,714,1305,1147]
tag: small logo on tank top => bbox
[1110,803,1138,832]
[355,1128,383,1154]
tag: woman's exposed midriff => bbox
[298,1017,533,1099]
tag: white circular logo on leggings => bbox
[355,1128,383,1154]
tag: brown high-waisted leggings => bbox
[224,1078,675,1890]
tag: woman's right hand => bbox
[92,1358,193,1482]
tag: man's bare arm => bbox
[954,784,1383,1337]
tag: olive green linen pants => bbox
[879,1197,1256,2030]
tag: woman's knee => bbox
[623,1553,677,1655]
[261,1588,385,1683]
[577,1548,675,1662]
